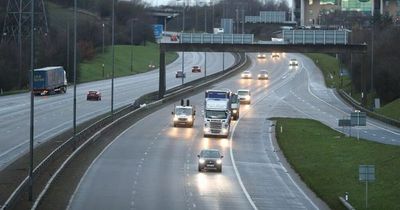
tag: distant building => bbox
[292,0,400,26]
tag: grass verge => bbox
[275,118,400,210]
[305,53,399,121]
[79,43,178,82]
[375,98,400,121]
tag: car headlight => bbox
[173,116,178,121]
[233,110,237,113]
[222,128,228,133]
[245,95,250,100]
[216,159,222,164]
[199,158,205,164]
[187,116,192,122]
[258,74,261,77]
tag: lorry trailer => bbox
[33,66,67,95]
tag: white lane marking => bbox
[268,124,319,210]
[229,116,258,210]
[66,109,155,210]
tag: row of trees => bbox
[338,14,400,104]
[0,0,154,91]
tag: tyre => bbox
[198,165,202,172]
[173,123,177,127]
[217,166,222,173]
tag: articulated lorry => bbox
[33,66,67,95]
[203,90,232,138]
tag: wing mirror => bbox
[221,155,224,158]
[171,111,174,115]
[197,155,200,158]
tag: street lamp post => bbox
[242,9,244,34]
[111,0,115,118]
[102,23,105,77]
[73,0,77,151]
[28,0,35,201]
[181,1,185,84]
[130,19,134,72]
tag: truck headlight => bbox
[216,159,222,164]
[245,95,250,100]
[222,128,228,133]
[187,116,192,122]
[199,158,205,164]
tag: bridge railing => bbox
[282,29,349,45]
[179,33,254,44]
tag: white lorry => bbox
[203,90,232,138]
[172,99,196,127]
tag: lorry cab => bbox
[203,97,231,138]
[172,99,195,127]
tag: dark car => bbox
[192,65,201,73]
[197,149,223,172]
[175,70,186,78]
[87,90,101,101]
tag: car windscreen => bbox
[201,150,220,158]
[231,95,239,103]
[260,70,267,74]
[175,108,192,115]
[205,110,227,119]
[237,91,249,96]
[205,91,229,99]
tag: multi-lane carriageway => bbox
[68,53,400,210]
[0,52,235,171]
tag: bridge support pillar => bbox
[159,49,166,99]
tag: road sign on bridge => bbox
[179,33,254,44]
[282,29,349,45]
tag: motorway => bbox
[0,52,235,170]
[68,53,400,210]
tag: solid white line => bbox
[229,118,258,210]
[268,124,319,210]
[66,111,155,210]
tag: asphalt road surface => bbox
[0,52,235,170]
[68,53,400,210]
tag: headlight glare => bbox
[199,158,205,164]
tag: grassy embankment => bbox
[1,2,178,95]
[47,2,179,83]
[275,118,400,210]
[305,53,399,121]
[79,43,178,82]
[375,98,400,121]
